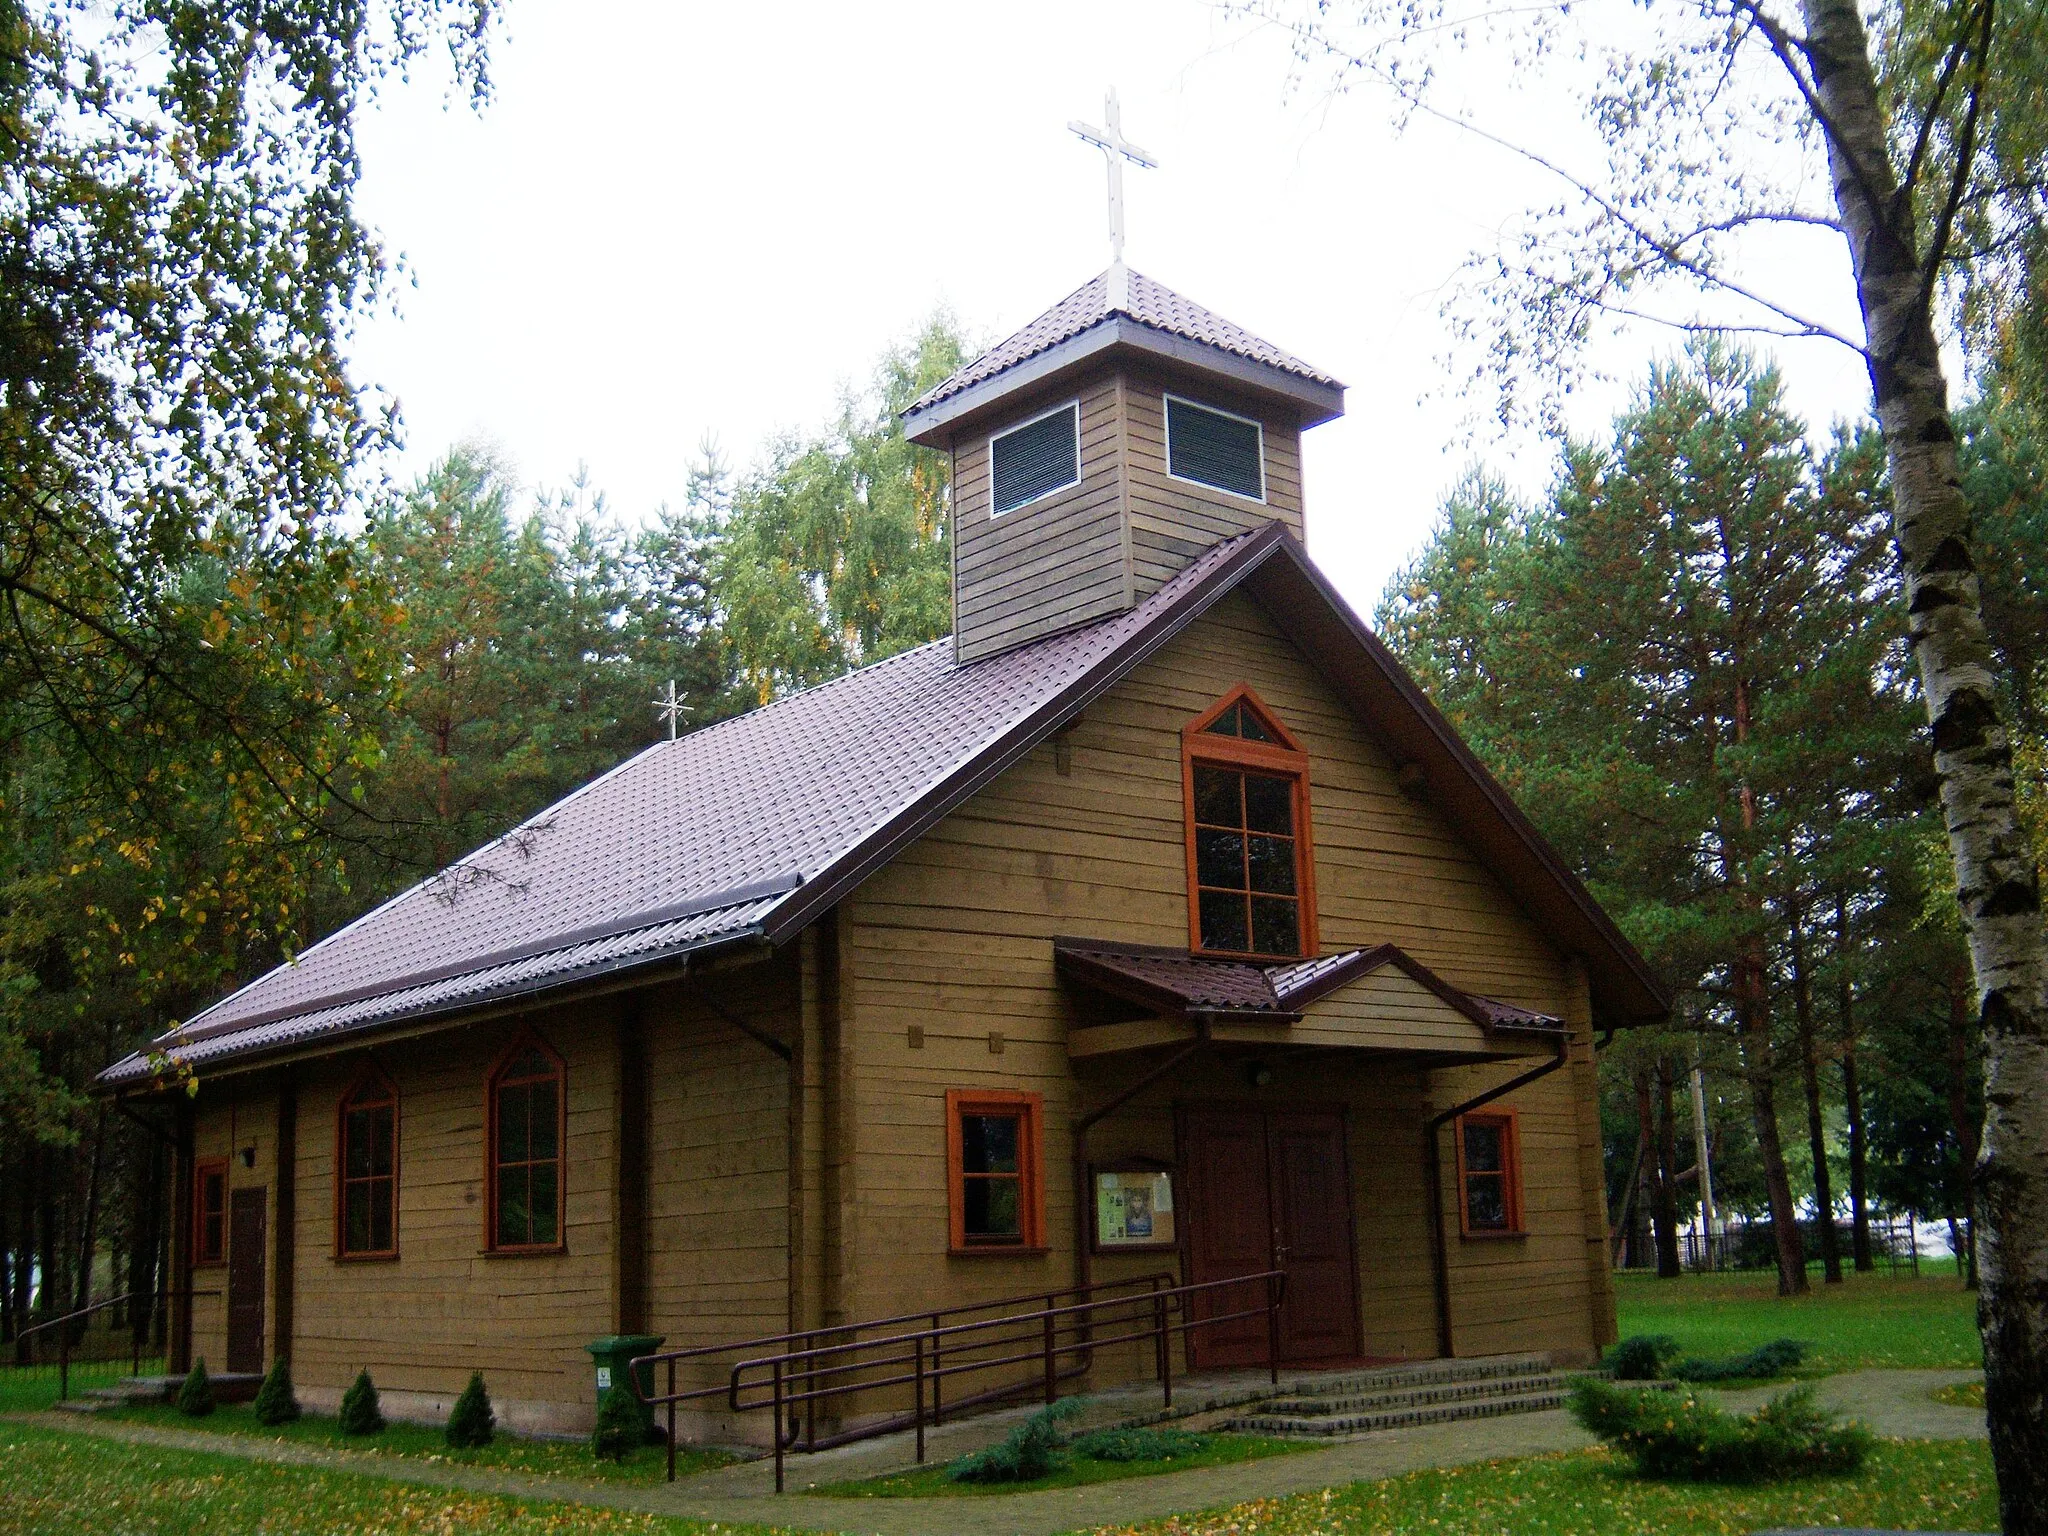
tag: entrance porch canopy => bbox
[1054,939,1565,1062]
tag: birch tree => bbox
[1264,0,2048,1515]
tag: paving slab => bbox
[1698,1369,1986,1441]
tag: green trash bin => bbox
[586,1334,666,1441]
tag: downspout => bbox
[1423,1035,1571,1358]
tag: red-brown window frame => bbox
[945,1089,1046,1256]
[484,1030,568,1255]
[1181,683,1320,960]
[192,1157,228,1267]
[335,1064,400,1261]
[1454,1108,1525,1237]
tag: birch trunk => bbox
[1800,0,2048,1521]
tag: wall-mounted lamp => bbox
[239,1146,257,1169]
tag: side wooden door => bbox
[1267,1110,1362,1361]
[226,1187,267,1375]
[1178,1106,1274,1368]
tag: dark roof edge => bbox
[1051,937,1294,1021]
[97,923,770,1092]
[761,526,1291,944]
[1053,936,1561,1035]
[902,316,1346,446]
[1250,543,1672,1024]
[158,874,803,1048]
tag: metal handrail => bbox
[6,1288,219,1401]
[623,1271,1175,1480]
[633,1268,1285,1490]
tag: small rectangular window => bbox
[338,1070,399,1259]
[488,1037,566,1252]
[946,1089,1045,1253]
[1456,1111,1524,1235]
[1165,395,1265,502]
[990,403,1080,514]
[194,1159,228,1265]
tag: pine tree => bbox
[339,1369,385,1436]
[175,1358,215,1418]
[1382,343,1913,1294]
[590,1385,643,1462]
[445,1372,495,1449]
[251,1357,301,1426]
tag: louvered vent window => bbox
[1166,395,1264,501]
[990,404,1080,514]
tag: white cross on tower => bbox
[1069,89,1158,269]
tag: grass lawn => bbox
[0,1421,786,1536]
[1613,1268,1982,1372]
[0,1357,160,1416]
[1082,1437,1998,1536]
[810,1432,1311,1498]
[99,1397,738,1484]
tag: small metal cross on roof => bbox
[653,679,690,741]
[1069,89,1158,267]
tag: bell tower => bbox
[901,265,1345,663]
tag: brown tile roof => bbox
[100,531,1281,1087]
[101,518,1666,1091]
[908,267,1339,414]
[1052,940,1564,1031]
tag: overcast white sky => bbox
[349,0,1878,618]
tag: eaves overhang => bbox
[901,316,1347,447]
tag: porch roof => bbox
[1053,938,1564,1059]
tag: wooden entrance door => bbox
[1179,1106,1360,1368]
[226,1188,267,1375]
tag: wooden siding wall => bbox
[837,590,1606,1365]
[185,1081,279,1377]
[183,959,802,1432]
[952,375,1130,663]
[286,1009,616,1431]
[642,960,796,1362]
[1120,367,1304,594]
[949,366,1308,663]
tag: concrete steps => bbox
[57,1373,264,1410]
[1216,1356,1579,1439]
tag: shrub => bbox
[1070,1425,1206,1463]
[251,1357,301,1426]
[947,1398,1083,1484]
[445,1373,495,1449]
[1604,1335,1678,1380]
[1570,1378,1871,1482]
[1672,1338,1808,1382]
[175,1358,215,1418]
[339,1369,385,1436]
[591,1384,644,1463]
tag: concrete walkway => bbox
[9,1368,1988,1536]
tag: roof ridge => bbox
[905,267,1338,419]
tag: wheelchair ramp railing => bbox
[633,1267,1286,1490]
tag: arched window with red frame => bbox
[1182,685,1318,960]
[486,1032,565,1253]
[336,1065,398,1259]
